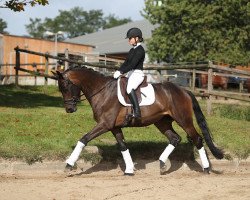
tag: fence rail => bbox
[1,47,249,115]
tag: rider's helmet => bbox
[126,27,143,42]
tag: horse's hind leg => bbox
[180,122,210,173]
[154,117,181,174]
[111,128,134,176]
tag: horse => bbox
[52,66,223,175]
[200,74,228,89]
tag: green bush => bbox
[215,104,250,121]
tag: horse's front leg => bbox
[65,122,108,169]
[112,128,134,176]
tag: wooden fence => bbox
[2,47,249,115]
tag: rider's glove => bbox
[113,70,121,79]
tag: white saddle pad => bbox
[117,78,155,106]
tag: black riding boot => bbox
[128,89,141,120]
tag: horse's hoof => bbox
[160,170,168,175]
[124,173,135,176]
[160,160,168,175]
[64,163,74,173]
[203,168,210,174]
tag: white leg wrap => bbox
[198,147,209,169]
[159,144,175,163]
[66,141,85,166]
[121,149,134,174]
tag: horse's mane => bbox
[64,65,113,80]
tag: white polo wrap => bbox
[198,147,210,169]
[121,149,134,174]
[66,141,85,166]
[159,144,175,163]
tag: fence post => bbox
[32,63,37,86]
[45,55,49,85]
[207,61,213,115]
[15,46,20,86]
[192,69,196,91]
[239,80,244,92]
[65,48,69,70]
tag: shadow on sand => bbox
[69,141,223,177]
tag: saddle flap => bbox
[119,76,148,104]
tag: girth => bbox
[119,76,148,104]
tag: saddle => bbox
[119,76,148,104]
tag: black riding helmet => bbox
[126,27,143,42]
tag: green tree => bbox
[0,18,8,34]
[26,7,132,39]
[103,14,131,29]
[0,0,48,12]
[25,18,46,38]
[143,0,250,65]
[26,7,104,38]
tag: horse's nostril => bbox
[66,108,75,113]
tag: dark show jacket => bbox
[119,45,145,74]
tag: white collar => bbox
[133,43,141,49]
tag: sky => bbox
[0,0,145,36]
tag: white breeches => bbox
[126,70,144,94]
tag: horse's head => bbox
[53,70,81,113]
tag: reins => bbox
[80,79,115,102]
[63,76,115,105]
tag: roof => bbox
[0,33,95,48]
[66,19,158,54]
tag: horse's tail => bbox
[187,91,224,159]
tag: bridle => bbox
[63,95,82,106]
[61,76,115,106]
[61,78,84,106]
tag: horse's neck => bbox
[77,69,112,98]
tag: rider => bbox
[113,27,145,120]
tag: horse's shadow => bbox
[71,141,219,176]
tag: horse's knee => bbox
[80,135,89,145]
[167,131,181,147]
[170,136,181,147]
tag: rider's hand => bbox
[113,70,121,79]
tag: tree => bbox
[25,18,46,38]
[143,0,250,65]
[26,7,104,38]
[52,7,105,38]
[0,0,48,12]
[0,18,8,34]
[26,7,132,39]
[103,14,131,29]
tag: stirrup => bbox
[131,111,141,122]
[131,107,141,119]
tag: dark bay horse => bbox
[53,66,223,175]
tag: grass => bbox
[0,85,249,164]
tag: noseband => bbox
[61,78,83,106]
[64,95,81,106]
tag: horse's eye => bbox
[59,82,68,93]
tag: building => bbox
[66,19,158,61]
[0,34,94,85]
[66,19,163,82]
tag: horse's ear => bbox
[51,71,58,80]
[51,70,63,80]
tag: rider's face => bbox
[128,37,139,45]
